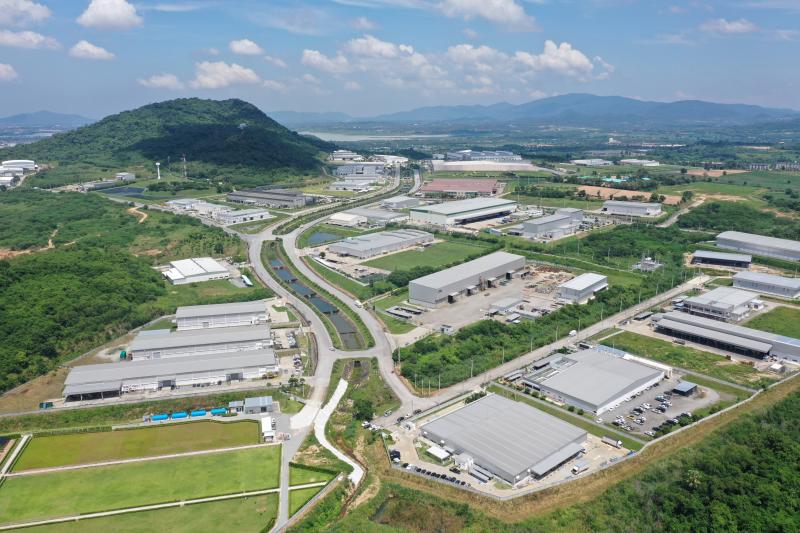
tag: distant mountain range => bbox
[0,111,94,129]
[272,93,799,128]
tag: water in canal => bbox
[269,258,362,349]
[305,231,342,247]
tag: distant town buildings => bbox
[619,158,660,167]
[328,149,364,162]
[445,150,522,162]
[570,159,613,167]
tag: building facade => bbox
[733,271,800,299]
[691,250,752,269]
[601,200,662,217]
[215,209,272,225]
[175,300,268,331]
[557,273,608,303]
[522,208,584,239]
[716,231,800,262]
[682,287,759,322]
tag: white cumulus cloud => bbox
[229,38,264,56]
[301,49,351,74]
[0,30,59,49]
[438,0,536,31]
[263,79,287,91]
[189,61,260,89]
[700,18,757,34]
[514,40,595,78]
[0,62,18,81]
[77,0,142,30]
[69,40,115,60]
[351,16,376,30]
[138,73,184,89]
[264,55,287,68]
[0,0,50,27]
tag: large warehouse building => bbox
[653,311,800,362]
[691,250,752,269]
[520,348,666,414]
[215,209,273,225]
[556,273,608,304]
[682,287,760,322]
[601,200,662,217]
[163,257,229,285]
[328,229,433,259]
[381,195,421,209]
[175,300,268,331]
[733,271,800,299]
[129,325,272,360]
[409,198,517,227]
[419,178,500,198]
[716,231,800,262]
[342,207,407,226]
[522,208,584,239]
[409,251,526,307]
[421,394,587,485]
[63,349,278,401]
[227,187,312,209]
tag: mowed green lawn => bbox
[13,420,259,471]
[23,494,278,533]
[289,464,337,486]
[603,331,774,387]
[289,486,322,517]
[363,240,489,271]
[0,445,281,525]
[745,306,800,338]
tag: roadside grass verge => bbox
[0,445,281,525]
[289,487,323,517]
[13,420,259,471]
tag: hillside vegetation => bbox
[0,98,332,188]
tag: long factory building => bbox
[521,348,667,414]
[227,187,312,209]
[328,229,433,259]
[175,300,269,331]
[716,231,800,262]
[681,287,760,322]
[421,394,587,486]
[409,197,517,227]
[163,257,229,285]
[409,251,526,307]
[653,311,800,362]
[733,271,800,299]
[522,208,584,239]
[63,349,279,401]
[129,325,272,360]
[691,250,752,269]
[601,200,662,217]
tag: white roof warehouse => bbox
[129,325,272,360]
[175,300,269,331]
[328,229,433,259]
[716,231,800,262]
[421,394,587,485]
[410,197,517,226]
[409,251,526,308]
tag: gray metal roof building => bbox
[227,188,312,209]
[692,250,752,268]
[410,197,517,226]
[654,311,800,362]
[421,394,587,484]
[733,271,800,299]
[716,231,800,262]
[129,325,271,360]
[409,251,526,307]
[175,300,268,331]
[522,208,584,240]
[343,207,408,225]
[557,273,608,303]
[601,200,662,217]
[63,349,278,401]
[381,195,421,209]
[328,229,433,259]
[682,287,759,322]
[520,348,664,414]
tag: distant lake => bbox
[301,131,451,142]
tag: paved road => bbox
[0,481,329,531]
[657,198,704,228]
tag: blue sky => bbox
[0,0,798,118]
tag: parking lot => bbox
[597,374,722,436]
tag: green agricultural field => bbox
[13,420,259,471]
[602,331,775,387]
[290,487,323,517]
[145,279,272,314]
[0,445,281,525]
[289,464,337,486]
[745,306,800,338]
[719,170,800,191]
[363,240,489,271]
[25,494,278,533]
[657,181,761,197]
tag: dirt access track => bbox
[578,185,681,205]
[127,206,148,224]
[687,169,748,178]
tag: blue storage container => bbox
[190,410,206,417]
[152,414,168,421]
[171,411,188,419]
[210,408,227,415]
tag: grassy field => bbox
[230,218,279,234]
[289,487,323,517]
[13,420,259,471]
[363,240,489,271]
[24,494,278,533]
[0,445,281,525]
[289,464,337,486]
[602,331,775,387]
[146,280,270,312]
[372,290,417,334]
[745,306,800,338]
[304,257,374,301]
[488,386,643,451]
[142,317,175,331]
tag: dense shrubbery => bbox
[678,201,800,240]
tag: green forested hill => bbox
[0,98,333,187]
